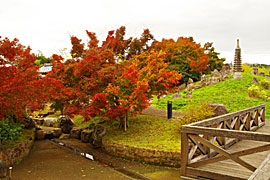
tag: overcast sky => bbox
[1,0,270,64]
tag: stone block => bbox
[81,130,93,143]
[70,127,85,139]
[59,133,70,140]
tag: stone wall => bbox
[0,138,34,166]
[102,140,181,167]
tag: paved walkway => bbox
[4,106,184,180]
[6,139,180,180]
[9,141,131,180]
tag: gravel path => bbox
[141,106,185,118]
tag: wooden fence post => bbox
[181,130,189,176]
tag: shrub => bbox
[0,119,23,142]
[260,79,270,89]
[178,104,215,127]
[242,64,253,74]
[248,85,266,98]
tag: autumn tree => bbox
[85,50,182,131]
[49,30,118,117]
[0,36,61,123]
[49,26,155,118]
[150,37,209,83]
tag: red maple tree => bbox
[85,50,182,131]
[0,36,61,122]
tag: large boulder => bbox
[36,130,47,140]
[81,129,93,143]
[206,78,211,86]
[178,83,186,91]
[210,77,220,84]
[252,77,259,85]
[185,91,192,99]
[43,117,58,127]
[251,67,258,75]
[211,69,221,78]
[34,118,44,125]
[36,129,54,140]
[38,112,49,117]
[86,123,106,148]
[186,78,194,90]
[220,74,228,81]
[59,133,70,140]
[47,109,55,115]
[259,72,265,76]
[52,128,62,137]
[200,74,206,86]
[70,127,85,139]
[58,116,75,133]
[38,127,62,138]
[186,83,194,91]
[208,104,228,117]
[188,78,194,84]
[172,93,182,100]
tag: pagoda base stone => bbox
[233,72,242,80]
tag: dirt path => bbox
[9,140,131,180]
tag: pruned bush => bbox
[260,79,270,89]
[248,85,266,98]
[178,104,215,127]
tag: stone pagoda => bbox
[233,39,243,79]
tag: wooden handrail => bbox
[187,104,265,127]
[182,126,270,142]
[181,104,267,179]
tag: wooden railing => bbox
[180,104,267,179]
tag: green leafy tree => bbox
[203,42,226,74]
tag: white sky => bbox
[1,0,270,64]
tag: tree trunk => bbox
[119,112,129,131]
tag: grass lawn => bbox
[104,115,181,152]
[29,72,270,152]
[153,72,270,118]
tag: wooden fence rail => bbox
[180,104,267,179]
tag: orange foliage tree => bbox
[85,51,182,131]
[0,36,62,122]
[150,37,209,83]
[49,26,155,120]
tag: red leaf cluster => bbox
[0,37,62,122]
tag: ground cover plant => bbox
[153,72,270,118]
[1,129,34,150]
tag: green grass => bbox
[72,115,92,128]
[2,129,35,150]
[104,115,181,152]
[153,72,270,118]
[28,72,269,153]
